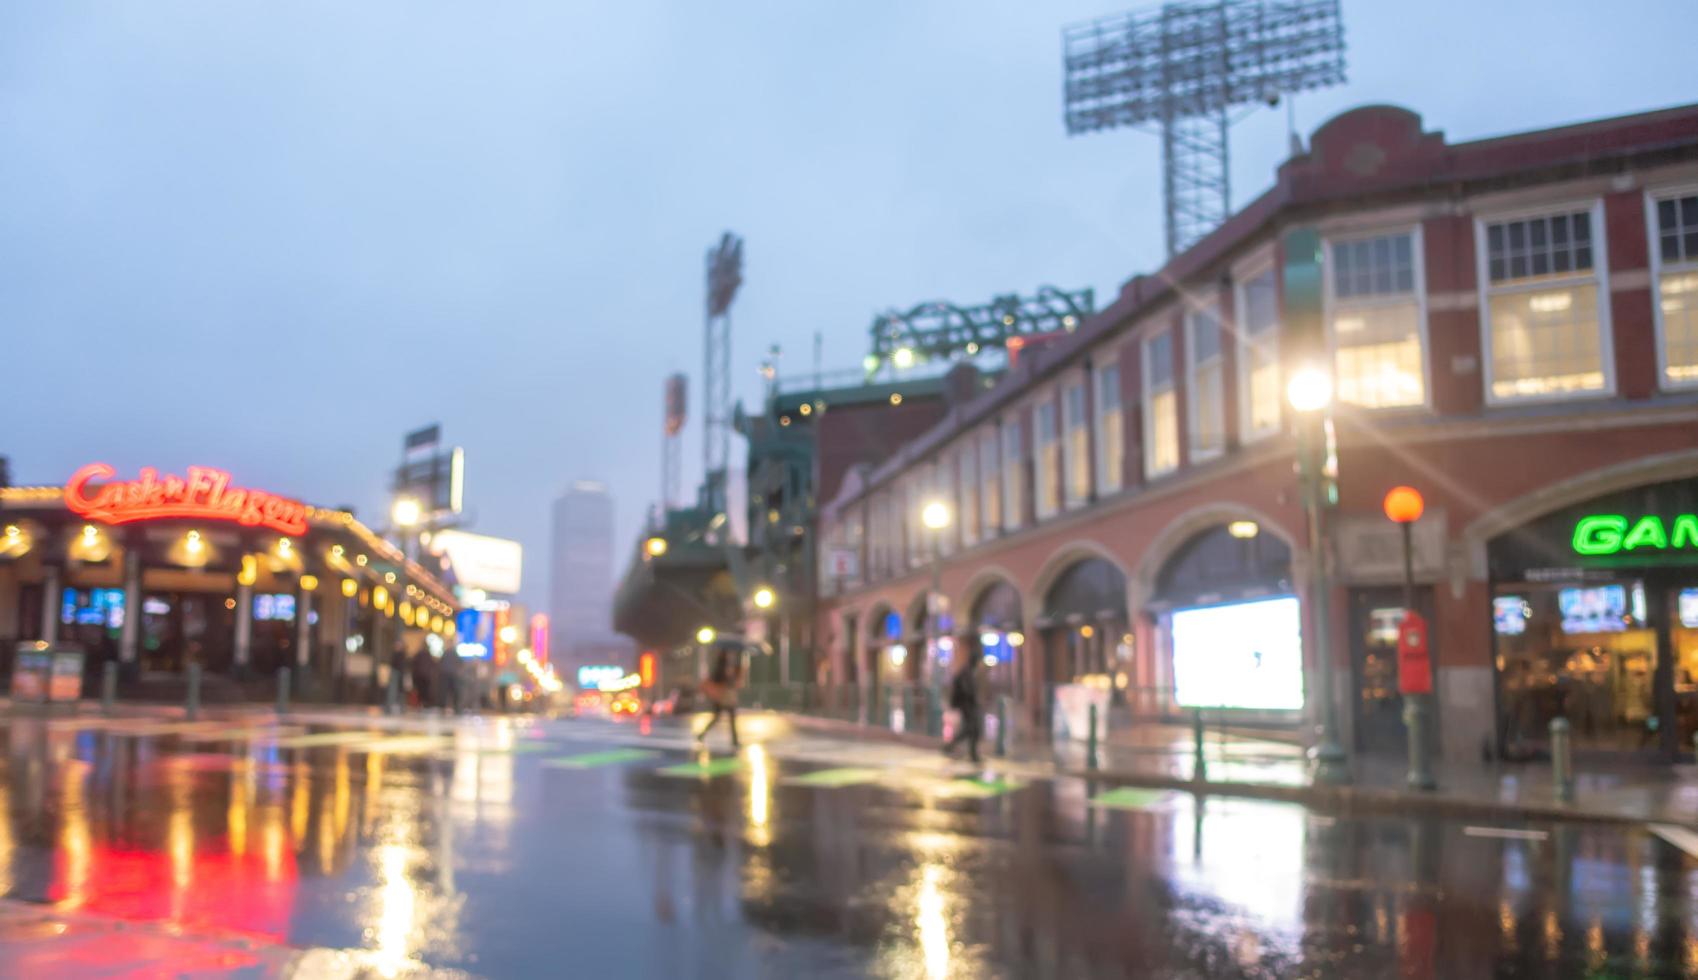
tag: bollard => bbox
[101,661,118,716]
[928,688,942,737]
[276,666,291,715]
[1193,708,1208,783]
[1087,703,1100,770]
[385,668,401,716]
[996,695,1010,758]
[185,663,201,721]
[1550,717,1574,803]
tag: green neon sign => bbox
[1573,514,1698,556]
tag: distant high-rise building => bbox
[549,481,622,665]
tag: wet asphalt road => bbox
[0,709,1696,978]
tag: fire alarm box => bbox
[1397,610,1432,696]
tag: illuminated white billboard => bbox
[1171,596,1304,711]
[430,529,523,595]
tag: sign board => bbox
[827,548,859,580]
[65,463,308,536]
[1333,513,1446,584]
[577,664,625,690]
[1051,684,1111,743]
[431,529,522,595]
[1572,514,1698,557]
[49,650,85,701]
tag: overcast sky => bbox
[2,1,1690,611]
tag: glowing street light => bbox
[1285,366,1334,413]
[752,586,776,610]
[921,500,952,531]
[644,536,668,558]
[893,347,916,369]
[391,496,422,529]
[695,626,716,645]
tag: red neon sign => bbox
[65,463,309,536]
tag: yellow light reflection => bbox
[916,864,950,980]
[747,744,771,847]
[291,761,310,844]
[58,763,91,909]
[373,843,419,978]
[1499,900,1518,953]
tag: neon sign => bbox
[1572,514,1698,556]
[66,463,309,536]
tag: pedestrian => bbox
[943,654,982,763]
[695,642,743,748]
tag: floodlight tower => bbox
[1063,0,1346,257]
[661,372,686,510]
[702,232,743,525]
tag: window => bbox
[1034,401,1060,519]
[1062,382,1090,507]
[1652,192,1698,387]
[1480,205,1611,401]
[1094,361,1124,495]
[979,429,1000,537]
[1000,419,1024,531]
[1236,267,1281,440]
[957,446,978,547]
[1327,231,1426,408]
[1185,302,1225,458]
[1142,330,1179,477]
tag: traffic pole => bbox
[1550,717,1574,803]
[101,661,117,716]
[995,695,1010,757]
[1193,708,1208,783]
[185,663,201,721]
[276,666,291,715]
[1087,703,1099,771]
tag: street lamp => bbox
[1288,363,1349,785]
[644,536,668,558]
[696,626,716,645]
[921,499,953,722]
[1384,485,1436,791]
[752,586,776,610]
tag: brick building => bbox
[816,102,1698,764]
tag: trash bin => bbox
[10,642,85,704]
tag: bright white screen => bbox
[1171,596,1304,710]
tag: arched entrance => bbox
[1149,523,1301,720]
[967,578,1024,700]
[1037,558,1130,692]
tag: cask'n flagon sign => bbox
[65,463,309,536]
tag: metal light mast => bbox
[702,232,743,524]
[661,372,687,510]
[864,285,1096,376]
[1063,0,1346,257]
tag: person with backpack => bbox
[942,653,982,763]
[695,642,744,748]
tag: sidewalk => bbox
[783,712,1698,829]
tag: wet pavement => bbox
[2,708,1698,977]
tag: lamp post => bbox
[1384,485,1437,790]
[1287,366,1350,785]
[921,500,952,690]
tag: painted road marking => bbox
[99,721,245,738]
[175,726,304,744]
[266,730,391,748]
[1088,787,1178,811]
[441,741,554,756]
[1463,826,1549,841]
[783,767,886,788]
[932,775,1028,799]
[657,758,744,779]
[1652,823,1698,859]
[542,749,661,769]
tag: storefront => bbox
[1035,558,1130,698]
[1489,478,1698,760]
[1149,523,1303,723]
[968,579,1024,701]
[0,462,460,697]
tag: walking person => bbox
[943,654,982,763]
[695,642,743,749]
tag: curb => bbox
[780,712,1678,830]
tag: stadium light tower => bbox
[702,232,743,526]
[1063,0,1346,257]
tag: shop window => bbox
[1185,301,1225,459]
[1494,582,1657,753]
[1034,401,1060,520]
[1000,418,1024,531]
[1652,192,1698,387]
[1062,381,1090,507]
[1479,205,1611,401]
[1093,361,1123,495]
[1327,230,1427,408]
[978,428,1000,537]
[1142,330,1179,478]
[1236,266,1281,440]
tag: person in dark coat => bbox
[695,644,743,748]
[943,654,982,763]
